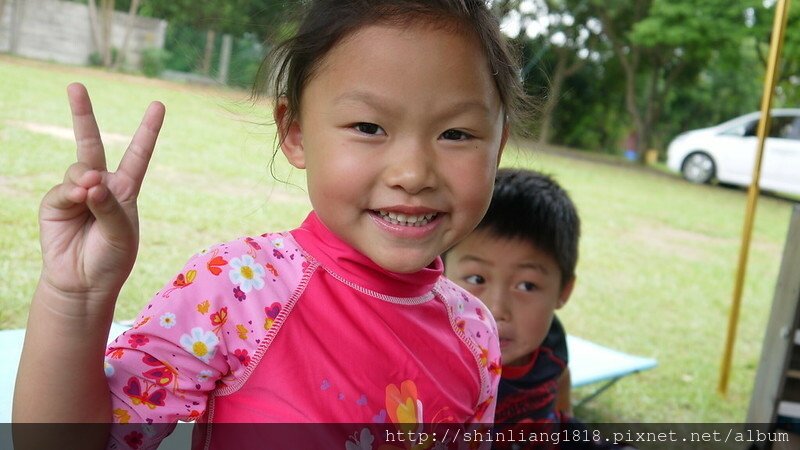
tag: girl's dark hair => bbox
[477,168,581,288]
[253,0,528,140]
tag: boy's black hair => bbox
[477,168,580,287]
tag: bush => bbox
[87,48,119,67]
[88,51,103,67]
[227,34,266,89]
[140,48,171,78]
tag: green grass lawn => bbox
[0,55,795,424]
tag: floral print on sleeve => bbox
[106,232,307,449]
[434,278,501,425]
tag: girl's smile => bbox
[369,207,444,239]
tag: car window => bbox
[743,120,759,137]
[770,116,798,139]
[739,116,800,139]
[721,123,747,136]
[775,117,800,140]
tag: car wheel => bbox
[681,152,716,184]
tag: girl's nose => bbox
[383,139,438,194]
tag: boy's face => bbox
[276,24,507,274]
[444,230,574,366]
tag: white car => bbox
[667,109,800,196]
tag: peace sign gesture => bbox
[38,83,165,315]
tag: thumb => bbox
[85,184,136,247]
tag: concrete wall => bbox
[0,0,166,68]
[0,1,12,53]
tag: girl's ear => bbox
[274,98,305,169]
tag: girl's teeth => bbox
[377,210,438,226]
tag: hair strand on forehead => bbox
[251,0,534,178]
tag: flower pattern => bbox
[113,408,131,424]
[124,431,144,449]
[159,312,177,329]
[233,348,251,367]
[128,334,149,349]
[386,380,424,433]
[197,369,214,383]
[228,255,266,292]
[179,327,219,363]
[104,358,115,377]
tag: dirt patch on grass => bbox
[628,221,718,261]
[7,120,131,145]
[0,176,21,196]
[151,165,309,205]
[0,172,63,197]
[628,219,782,260]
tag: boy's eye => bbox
[464,275,485,285]
[354,123,385,135]
[440,129,472,141]
[516,281,537,292]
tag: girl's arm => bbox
[12,83,164,449]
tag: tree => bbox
[750,2,800,105]
[113,0,142,69]
[144,0,252,75]
[580,0,758,158]
[243,0,295,44]
[80,0,146,69]
[87,0,116,67]
[143,0,292,75]
[519,0,602,144]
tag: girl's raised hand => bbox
[37,83,165,316]
[13,84,165,430]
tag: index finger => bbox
[116,101,166,192]
[67,83,107,171]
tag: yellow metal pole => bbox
[719,0,791,395]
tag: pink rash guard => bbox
[105,212,500,449]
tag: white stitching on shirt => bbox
[322,267,435,305]
[201,259,319,450]
[213,259,318,398]
[434,280,491,415]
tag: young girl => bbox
[14,1,527,448]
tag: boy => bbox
[444,167,579,425]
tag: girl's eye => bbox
[464,275,485,285]
[354,123,385,135]
[516,281,537,292]
[440,129,473,141]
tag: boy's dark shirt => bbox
[493,318,631,450]
[495,316,568,424]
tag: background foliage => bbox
[60,0,800,157]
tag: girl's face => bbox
[279,23,508,273]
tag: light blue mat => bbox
[567,335,657,407]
